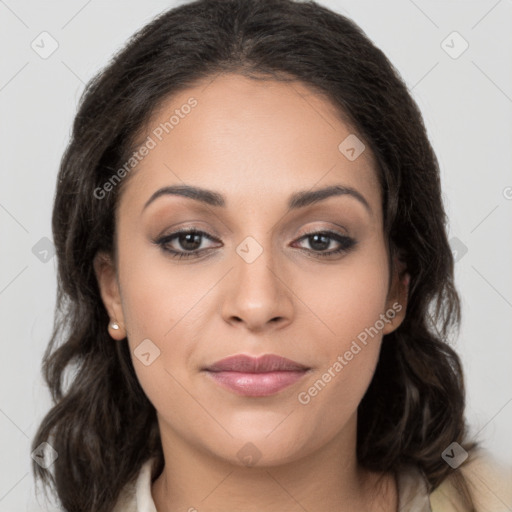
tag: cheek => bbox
[293,343,380,457]
[115,222,390,453]
[293,244,389,416]
[300,244,390,348]
[118,231,208,343]
[116,243,200,408]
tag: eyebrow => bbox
[142,184,372,215]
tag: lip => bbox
[203,354,311,397]
[205,354,310,373]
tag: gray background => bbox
[1,0,511,510]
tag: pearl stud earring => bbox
[110,321,120,330]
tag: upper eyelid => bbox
[157,227,351,246]
[154,228,356,263]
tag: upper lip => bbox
[204,354,310,373]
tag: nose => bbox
[220,241,294,332]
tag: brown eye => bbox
[293,230,357,258]
[154,228,357,261]
[155,229,219,260]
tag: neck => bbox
[151,414,396,512]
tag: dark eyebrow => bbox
[288,184,371,214]
[142,185,225,212]
[142,184,372,215]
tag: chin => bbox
[205,427,318,468]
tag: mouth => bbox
[202,354,311,397]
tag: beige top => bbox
[112,450,512,512]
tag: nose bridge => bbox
[221,230,293,329]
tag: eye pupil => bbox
[179,232,202,251]
[157,228,354,260]
[309,234,330,251]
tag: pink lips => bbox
[203,354,310,397]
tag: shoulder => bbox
[112,479,138,512]
[430,448,512,512]
[112,457,158,512]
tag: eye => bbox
[154,228,219,260]
[154,228,357,260]
[292,229,357,258]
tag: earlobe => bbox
[93,251,126,340]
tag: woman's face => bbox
[94,73,408,467]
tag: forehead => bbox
[118,73,381,219]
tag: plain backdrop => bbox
[1,0,511,510]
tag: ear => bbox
[93,250,126,340]
[382,251,410,336]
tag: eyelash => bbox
[154,227,357,260]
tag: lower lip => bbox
[205,370,309,397]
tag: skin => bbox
[94,73,410,512]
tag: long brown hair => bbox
[31,0,478,510]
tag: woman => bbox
[31,0,512,511]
